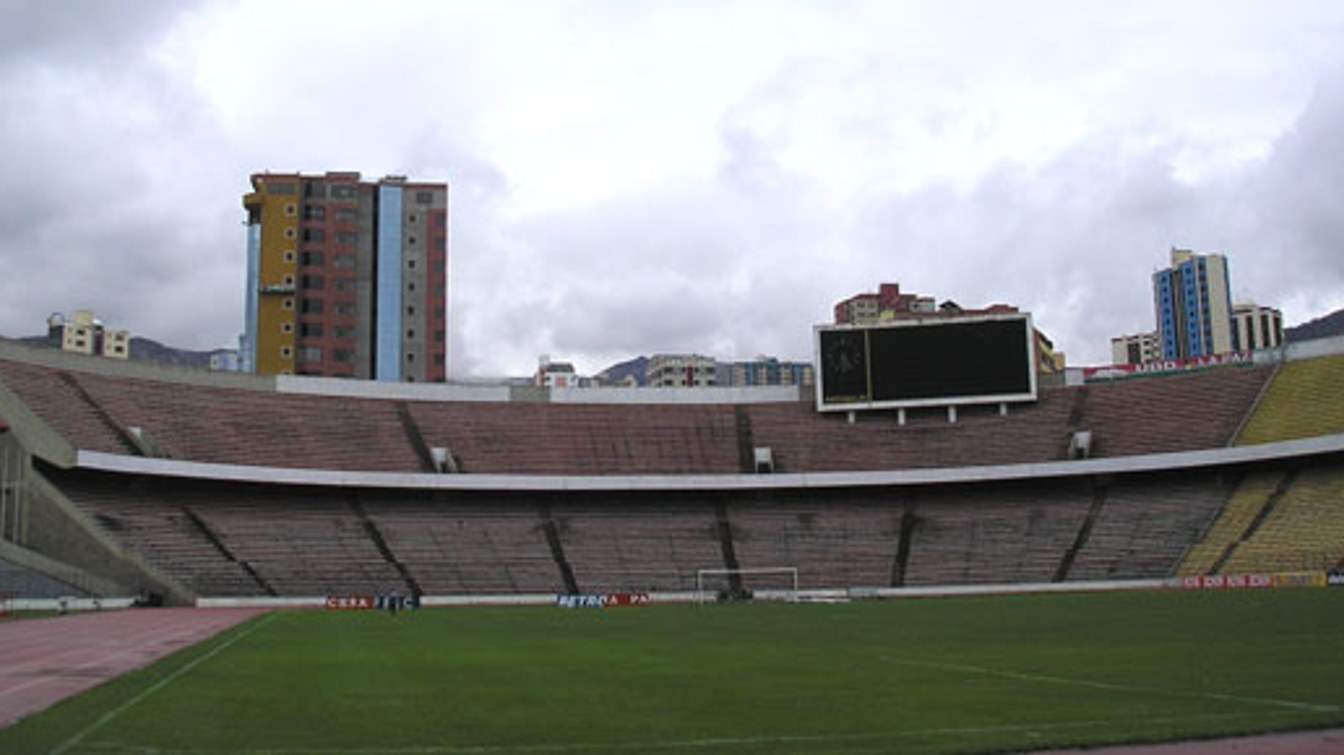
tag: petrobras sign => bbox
[556,592,652,609]
[1084,351,1254,382]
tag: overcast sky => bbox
[2,1,1343,377]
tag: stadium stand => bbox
[1235,353,1344,445]
[1216,465,1344,574]
[1178,470,1289,576]
[0,338,1342,602]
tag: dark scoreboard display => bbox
[816,314,1037,411]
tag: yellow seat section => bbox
[1219,466,1344,574]
[1178,471,1284,576]
[1236,354,1344,446]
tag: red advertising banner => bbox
[1179,574,1272,590]
[602,592,651,608]
[1084,352,1253,382]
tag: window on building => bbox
[283,250,296,264]
[284,203,297,216]
[305,183,326,199]
[407,259,417,269]
[300,251,324,266]
[335,207,358,222]
[408,214,418,223]
[333,278,356,292]
[300,298,324,314]
[407,329,415,339]
[297,346,322,364]
[333,255,356,269]
[300,275,324,290]
[330,185,357,200]
[334,326,355,340]
[303,228,325,243]
[283,297,295,310]
[415,191,434,204]
[305,205,326,221]
[280,346,293,358]
[299,322,324,338]
[280,322,293,333]
[333,349,355,363]
[334,302,357,315]
[268,183,296,195]
[284,227,296,240]
[336,231,358,245]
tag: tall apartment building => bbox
[242,172,448,381]
[1152,248,1233,361]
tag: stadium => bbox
[0,329,1342,753]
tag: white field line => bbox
[52,613,278,755]
[877,654,1340,713]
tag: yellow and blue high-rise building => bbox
[242,172,448,382]
[1153,248,1233,361]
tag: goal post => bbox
[696,567,799,604]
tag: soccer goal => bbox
[696,567,799,604]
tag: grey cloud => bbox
[0,0,198,68]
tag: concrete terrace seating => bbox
[407,402,742,475]
[362,493,562,595]
[900,484,1091,587]
[1066,474,1228,581]
[0,556,91,599]
[727,492,905,589]
[0,348,1278,476]
[552,498,723,593]
[66,370,424,472]
[1070,366,1272,457]
[741,396,1077,472]
[55,473,260,596]
[0,359,135,454]
[1236,354,1344,446]
[187,489,403,596]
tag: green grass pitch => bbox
[4,589,1343,754]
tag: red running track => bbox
[0,607,267,730]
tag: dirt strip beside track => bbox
[0,607,268,730]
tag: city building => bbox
[46,311,129,360]
[719,356,815,387]
[1232,301,1284,352]
[646,354,717,387]
[241,172,448,381]
[1153,248,1233,361]
[833,282,936,324]
[210,350,242,372]
[534,356,579,388]
[1111,332,1162,366]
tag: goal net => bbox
[696,567,798,604]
